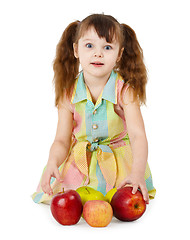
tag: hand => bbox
[41,163,63,196]
[117,174,149,204]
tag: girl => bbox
[32,14,156,204]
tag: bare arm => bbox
[118,88,149,203]
[41,97,73,195]
[47,105,73,167]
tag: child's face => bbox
[73,27,123,80]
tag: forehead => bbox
[80,27,118,43]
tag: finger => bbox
[54,168,64,183]
[46,185,53,196]
[140,185,149,204]
[41,176,53,196]
[118,179,131,189]
[132,184,138,194]
[42,182,53,196]
[117,180,125,189]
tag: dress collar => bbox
[71,70,120,105]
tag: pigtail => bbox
[118,24,148,105]
[53,21,80,107]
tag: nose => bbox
[94,48,103,58]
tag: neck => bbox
[83,71,112,89]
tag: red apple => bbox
[111,186,146,221]
[50,189,83,225]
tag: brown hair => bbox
[53,14,147,106]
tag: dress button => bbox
[93,110,97,115]
[92,124,98,130]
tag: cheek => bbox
[78,54,89,67]
[105,53,119,66]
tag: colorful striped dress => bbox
[32,70,156,204]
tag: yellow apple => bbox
[76,186,106,205]
[105,188,117,203]
[83,200,113,227]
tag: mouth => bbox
[90,62,104,67]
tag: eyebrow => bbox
[81,38,116,45]
[81,38,94,42]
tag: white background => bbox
[0,0,189,239]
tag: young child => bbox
[32,14,156,204]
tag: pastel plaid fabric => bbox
[32,71,156,204]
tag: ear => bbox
[117,47,124,62]
[73,43,79,58]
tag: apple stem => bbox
[85,187,90,194]
[62,188,64,193]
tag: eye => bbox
[104,45,112,50]
[86,43,93,48]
